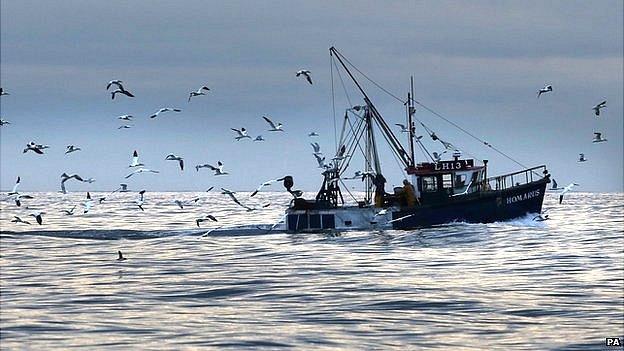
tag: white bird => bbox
[149,107,181,119]
[250,177,285,197]
[313,153,327,169]
[8,176,21,195]
[296,70,313,84]
[308,131,319,137]
[537,84,553,98]
[165,154,184,171]
[135,190,146,211]
[129,150,145,167]
[111,89,135,100]
[65,145,81,154]
[578,153,587,162]
[231,128,252,141]
[60,173,85,193]
[23,141,50,154]
[559,183,579,204]
[0,88,9,96]
[8,193,34,207]
[188,86,210,102]
[117,251,127,261]
[395,123,409,133]
[62,205,77,216]
[199,161,228,176]
[262,116,284,132]
[221,188,256,211]
[592,100,607,116]
[11,216,31,225]
[173,197,200,209]
[125,168,160,179]
[592,132,607,143]
[196,214,218,227]
[254,135,265,142]
[310,142,322,155]
[83,192,94,213]
[118,125,133,129]
[117,115,133,120]
[0,118,10,126]
[29,212,44,225]
[106,80,124,90]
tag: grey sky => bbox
[1,0,622,192]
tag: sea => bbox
[0,191,622,350]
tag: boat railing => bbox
[479,165,548,191]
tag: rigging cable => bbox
[330,52,338,151]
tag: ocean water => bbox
[0,191,622,350]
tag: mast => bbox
[408,76,416,167]
[330,47,412,168]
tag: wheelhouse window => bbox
[422,176,437,192]
[442,174,453,188]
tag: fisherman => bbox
[373,173,387,207]
[402,179,417,207]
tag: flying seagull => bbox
[65,145,81,154]
[559,183,579,204]
[7,178,33,207]
[149,107,181,119]
[83,192,94,213]
[221,188,256,211]
[125,168,160,179]
[165,154,184,171]
[62,205,77,216]
[250,177,286,197]
[135,190,146,211]
[188,86,210,102]
[11,216,31,225]
[196,214,218,227]
[592,100,607,116]
[296,70,313,84]
[117,251,127,261]
[592,132,607,143]
[395,123,409,133]
[0,88,9,96]
[118,125,133,129]
[173,197,200,209]
[60,173,85,193]
[533,214,550,222]
[129,150,145,167]
[537,84,553,98]
[310,142,322,155]
[111,89,135,100]
[231,128,252,141]
[0,118,10,126]
[8,176,21,196]
[198,161,228,176]
[578,153,587,162]
[117,114,133,120]
[23,141,50,154]
[314,153,327,169]
[262,116,284,132]
[254,135,265,142]
[308,131,319,137]
[29,212,44,225]
[106,80,124,90]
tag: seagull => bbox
[119,183,129,192]
[117,114,133,120]
[135,190,146,211]
[23,141,50,154]
[149,107,181,119]
[62,205,77,216]
[559,183,579,204]
[537,84,553,98]
[97,185,125,204]
[250,177,285,197]
[533,214,550,221]
[11,216,31,225]
[550,178,563,191]
[592,132,607,143]
[129,150,145,167]
[8,176,21,196]
[308,131,319,137]
[254,135,265,142]
[125,168,160,179]
[29,212,44,225]
[592,100,607,116]
[0,88,9,96]
[221,188,256,211]
[60,173,85,194]
[196,214,218,227]
[231,128,252,141]
[65,145,81,154]
[7,178,34,207]
[118,125,133,129]
[310,142,322,155]
[432,151,443,162]
[111,89,135,100]
[106,80,124,90]
[188,86,210,102]
[83,192,94,213]
[314,153,326,168]
[296,70,313,84]
[116,250,127,261]
[262,116,284,132]
[165,154,184,171]
[395,123,409,133]
[199,161,228,176]
[578,153,587,162]
[174,197,200,209]
[0,118,10,126]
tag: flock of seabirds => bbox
[0,74,613,255]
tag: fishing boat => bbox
[283,47,550,232]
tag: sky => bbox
[1,0,622,193]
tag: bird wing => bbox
[125,170,138,178]
[60,181,67,194]
[11,177,20,194]
[263,116,277,129]
[231,128,243,136]
[207,164,218,171]
[179,159,184,171]
[305,74,313,84]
